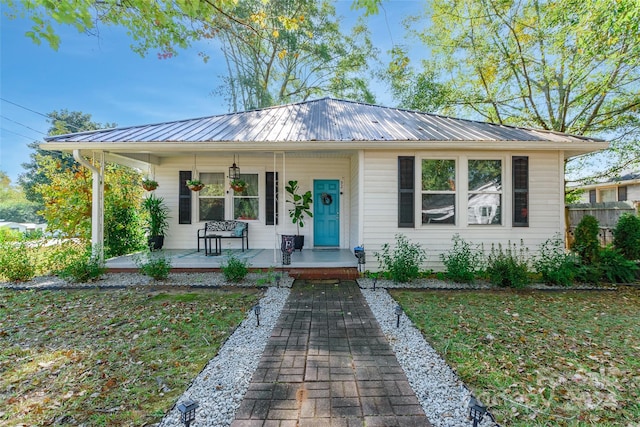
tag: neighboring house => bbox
[572,171,640,208]
[0,221,47,234]
[43,98,607,270]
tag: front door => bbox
[313,179,340,247]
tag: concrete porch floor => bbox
[106,248,363,277]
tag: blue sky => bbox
[0,1,426,184]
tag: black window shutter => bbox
[618,186,627,201]
[179,171,192,224]
[589,189,596,204]
[266,172,278,225]
[512,156,529,227]
[398,156,415,228]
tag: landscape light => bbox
[254,304,261,326]
[177,399,198,427]
[395,304,402,328]
[469,396,487,427]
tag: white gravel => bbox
[158,286,290,427]
[361,288,497,427]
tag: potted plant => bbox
[285,180,313,250]
[230,179,247,193]
[142,178,158,191]
[186,179,205,191]
[142,194,170,250]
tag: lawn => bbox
[390,287,640,427]
[0,287,262,426]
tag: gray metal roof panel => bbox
[44,97,602,144]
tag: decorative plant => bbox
[374,234,427,283]
[141,178,158,191]
[230,179,247,193]
[142,194,170,250]
[285,180,313,235]
[186,179,205,191]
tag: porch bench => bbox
[197,220,249,253]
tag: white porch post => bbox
[73,149,104,261]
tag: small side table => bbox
[205,235,222,256]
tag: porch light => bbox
[177,399,198,427]
[254,304,261,326]
[468,397,487,427]
[229,155,241,180]
[395,304,402,328]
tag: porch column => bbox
[73,149,104,262]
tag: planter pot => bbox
[293,235,304,251]
[148,235,164,251]
[231,184,246,193]
[188,184,205,191]
[142,183,158,191]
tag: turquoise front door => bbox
[314,180,340,247]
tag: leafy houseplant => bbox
[141,178,158,191]
[285,180,313,250]
[142,194,170,250]
[230,179,247,193]
[186,179,205,191]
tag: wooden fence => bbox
[565,202,636,247]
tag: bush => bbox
[486,242,530,288]
[571,215,600,264]
[613,213,640,261]
[440,234,483,283]
[375,234,427,283]
[105,203,146,258]
[58,247,106,282]
[135,251,172,280]
[221,254,249,282]
[533,235,579,287]
[0,242,36,282]
[597,247,638,284]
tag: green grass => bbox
[390,288,640,426]
[0,287,261,426]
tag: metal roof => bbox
[45,97,602,144]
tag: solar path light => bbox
[254,304,261,326]
[178,399,198,427]
[395,304,402,328]
[469,396,487,427]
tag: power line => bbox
[0,114,47,136]
[0,97,86,132]
[0,127,41,141]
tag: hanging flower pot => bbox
[142,178,159,191]
[230,179,247,193]
[186,179,205,191]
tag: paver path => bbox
[231,280,431,427]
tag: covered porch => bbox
[106,248,362,279]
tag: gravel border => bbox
[158,286,290,427]
[356,277,618,291]
[362,288,498,427]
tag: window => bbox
[600,187,616,202]
[233,173,259,220]
[618,186,627,201]
[398,157,415,227]
[468,160,502,225]
[421,159,456,224]
[513,156,528,227]
[589,189,596,204]
[198,172,225,221]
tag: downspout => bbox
[73,149,104,262]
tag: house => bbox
[43,98,607,270]
[0,221,47,234]
[572,171,640,209]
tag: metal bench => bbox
[197,220,249,254]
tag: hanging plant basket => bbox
[230,179,247,193]
[186,180,205,192]
[142,179,158,191]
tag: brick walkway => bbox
[231,280,431,427]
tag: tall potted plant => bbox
[142,194,170,250]
[285,180,313,250]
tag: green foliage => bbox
[597,247,638,284]
[285,180,313,235]
[486,242,530,289]
[533,235,579,287]
[135,251,172,280]
[58,247,106,282]
[142,194,170,237]
[571,215,601,264]
[440,234,482,283]
[375,234,427,283]
[105,202,145,258]
[613,213,640,260]
[220,254,250,282]
[0,227,24,243]
[0,242,36,282]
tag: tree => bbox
[214,0,377,111]
[388,0,640,177]
[0,171,41,223]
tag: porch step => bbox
[286,267,359,280]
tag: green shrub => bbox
[486,241,530,288]
[597,247,638,284]
[221,254,249,282]
[0,227,23,243]
[58,247,106,282]
[613,213,640,261]
[533,235,579,286]
[40,241,87,276]
[135,251,172,280]
[375,234,427,283]
[571,215,601,264]
[0,242,36,282]
[440,234,482,283]
[105,203,146,258]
